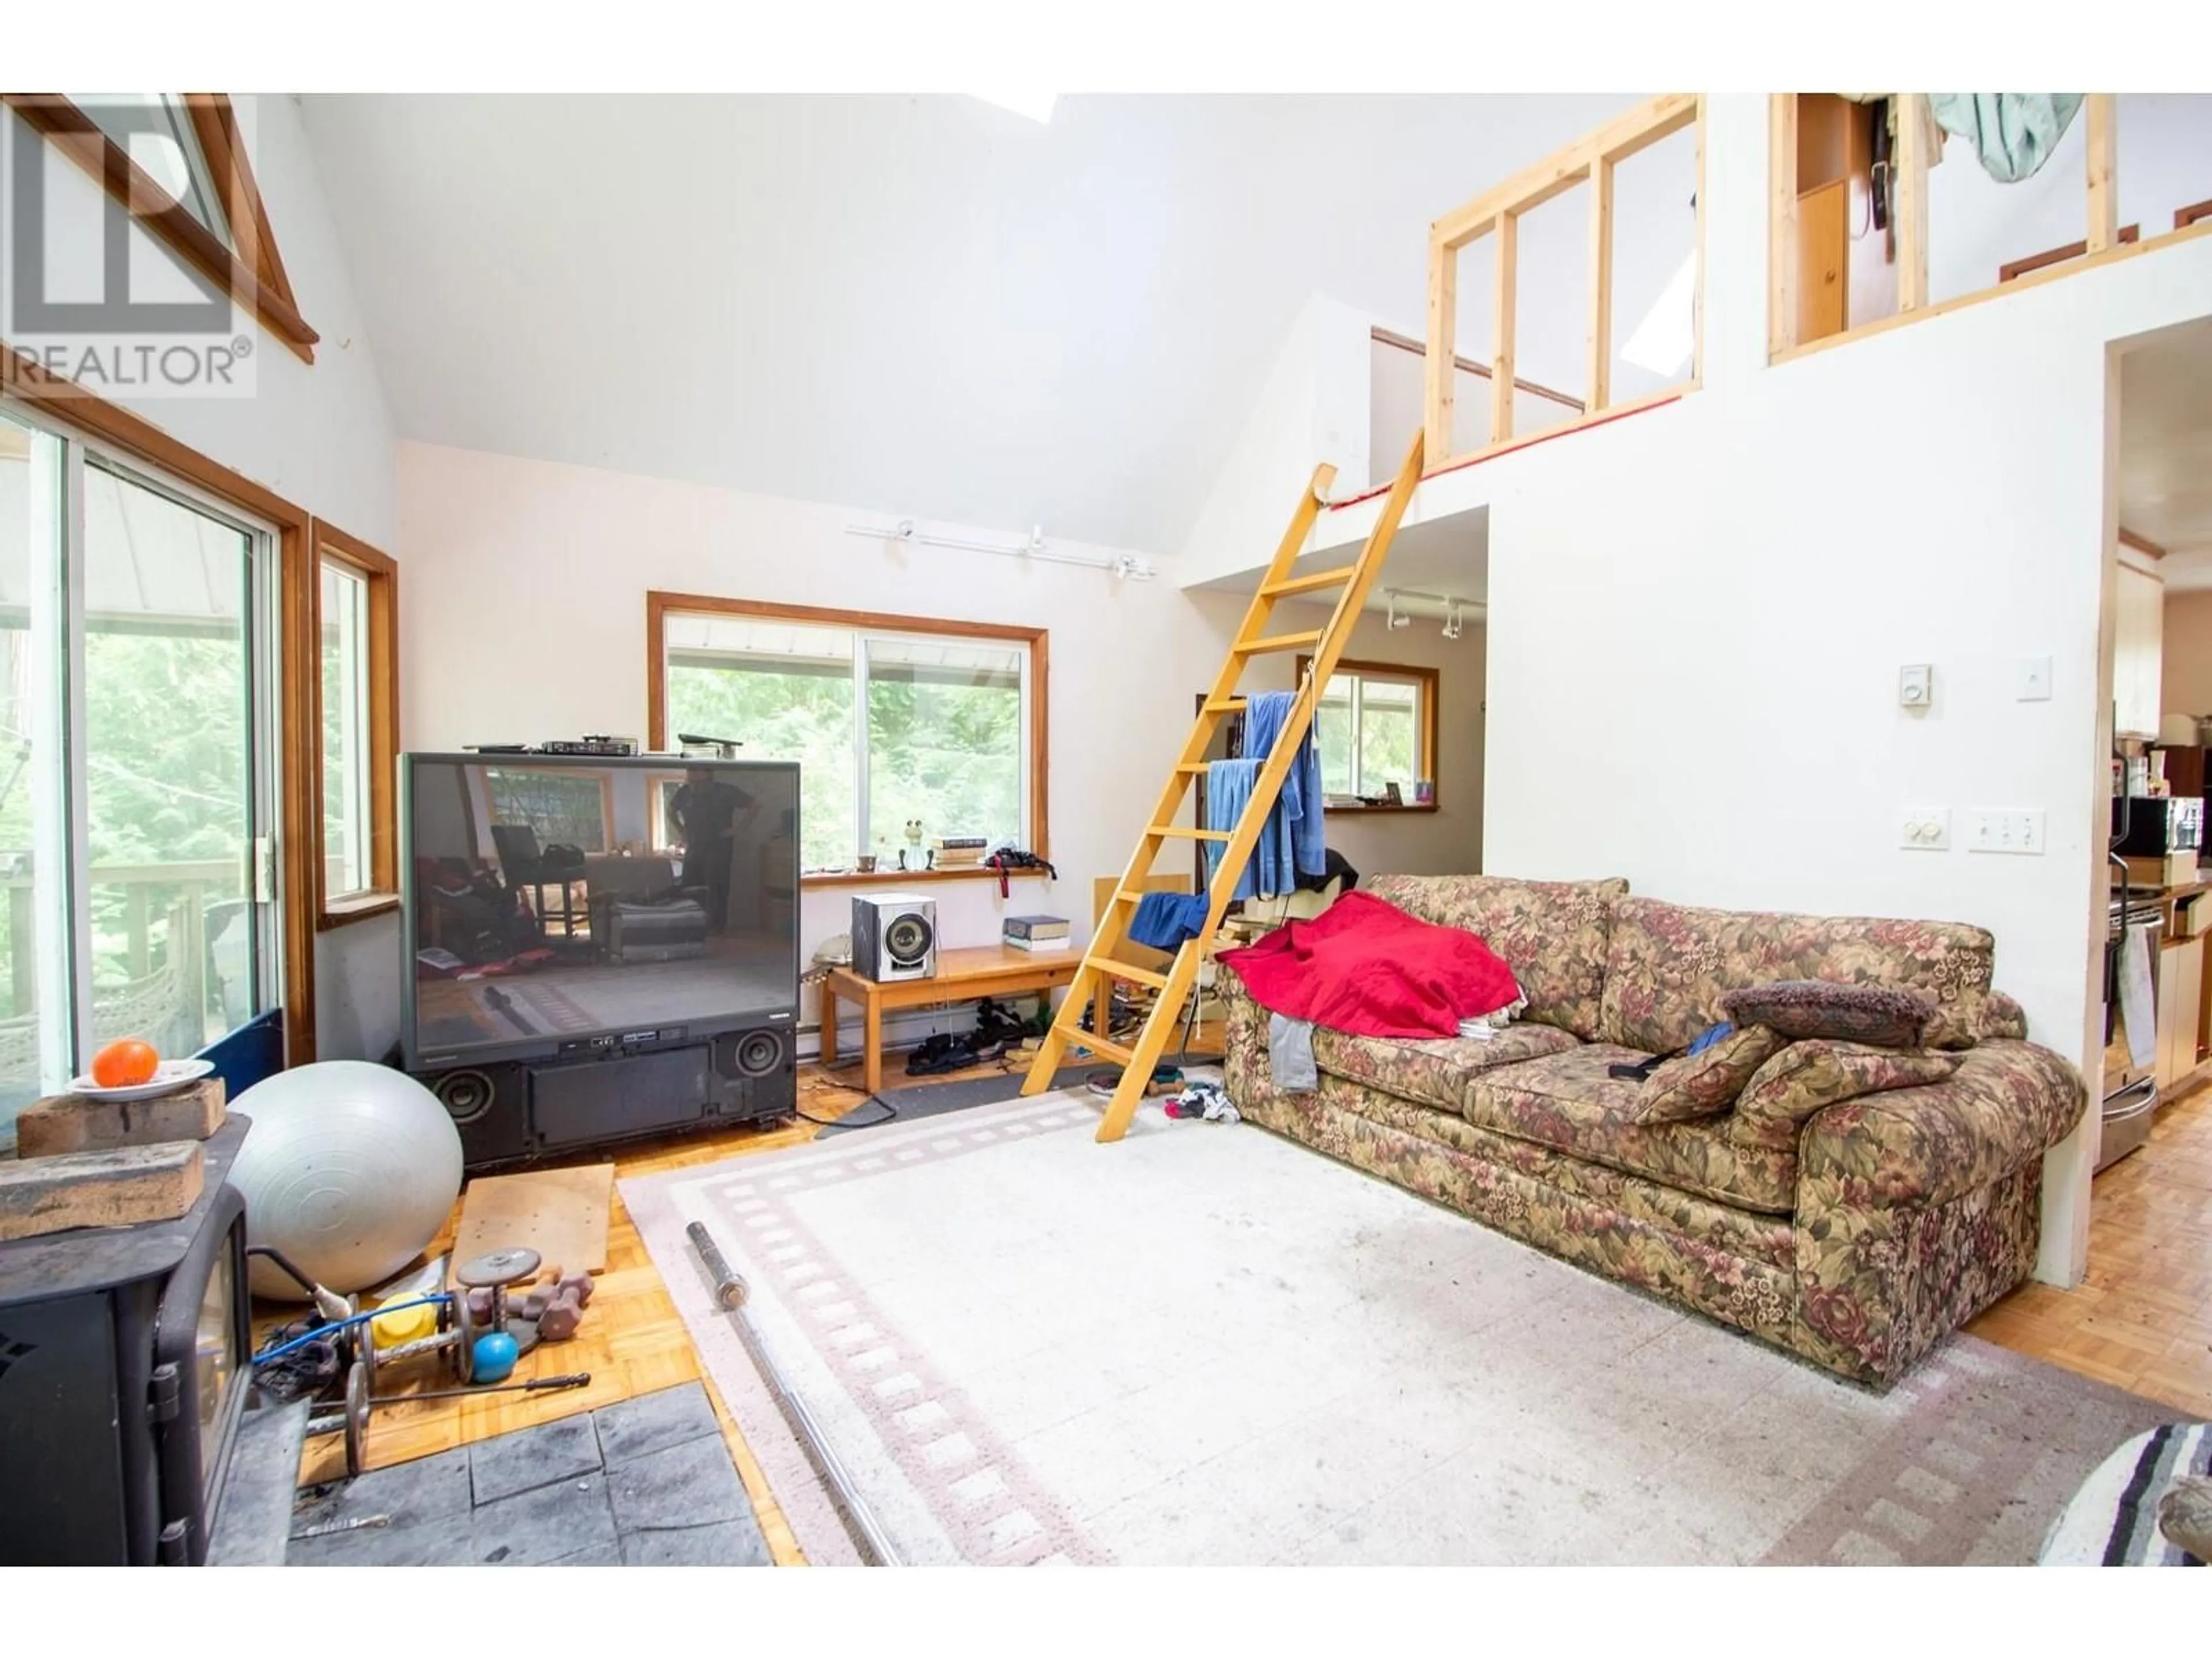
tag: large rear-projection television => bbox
[401,752,800,1072]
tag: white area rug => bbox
[620,1091,2173,1566]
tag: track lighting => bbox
[844,518,1154,579]
[1441,602,1463,641]
[1385,591,1410,630]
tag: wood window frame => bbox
[2,339,324,1062]
[310,522,400,930]
[1293,654,1441,813]
[645,591,1049,884]
[2,93,319,363]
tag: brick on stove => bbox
[14,1077,226,1158]
[0,1139,204,1241]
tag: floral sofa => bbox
[1216,874,2086,1386]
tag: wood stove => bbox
[0,1117,252,1565]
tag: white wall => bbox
[3,97,403,1061]
[395,442,1271,992]
[1181,294,1372,571]
[1309,94,2212,1286]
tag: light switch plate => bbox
[1966,808,2046,854]
[1900,663,1933,710]
[1899,807,1950,850]
[2017,656,2052,701]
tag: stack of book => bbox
[1003,914,1071,952]
[932,836,991,869]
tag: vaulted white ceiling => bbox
[296,93,1653,552]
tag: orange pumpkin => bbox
[91,1037,161,1089]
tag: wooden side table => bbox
[819,944,1081,1095]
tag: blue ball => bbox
[472,1331,520,1384]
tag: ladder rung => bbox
[1262,565,1358,597]
[1062,1029,1134,1066]
[1151,825,1231,842]
[1172,763,1207,774]
[1202,698,1247,713]
[1236,630,1323,655]
[1093,957,1168,990]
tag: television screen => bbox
[402,753,800,1067]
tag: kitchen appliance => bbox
[0,1116,252,1564]
[2101,880,2164,1172]
[851,893,937,982]
[2111,794,2203,860]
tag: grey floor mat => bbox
[278,1381,767,1567]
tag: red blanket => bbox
[1217,890,1522,1039]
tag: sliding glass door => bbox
[0,414,65,1118]
[0,407,280,1135]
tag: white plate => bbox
[67,1057,215,1101]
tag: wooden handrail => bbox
[1368,326,1584,414]
[1424,93,1704,474]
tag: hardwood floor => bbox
[271,1059,2212,1567]
[1967,1076,2212,1417]
[279,1060,918,1566]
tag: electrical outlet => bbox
[1899,807,1950,850]
[1965,808,2046,854]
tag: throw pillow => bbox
[1729,1039,1963,1149]
[1718,979,1938,1048]
[1634,1023,1783,1124]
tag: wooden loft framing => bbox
[1770,94,2212,365]
[1369,325,1584,421]
[1424,93,1705,477]
[1,93,319,362]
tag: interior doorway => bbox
[2093,319,2212,1189]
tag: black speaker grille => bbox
[733,1029,786,1078]
[435,1069,496,1125]
[884,912,933,965]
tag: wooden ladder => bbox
[1018,428,1427,1142]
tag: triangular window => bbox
[3,92,317,361]
[67,93,232,245]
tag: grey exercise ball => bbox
[229,1060,463,1300]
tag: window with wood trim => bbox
[1,93,317,362]
[647,594,1047,879]
[1295,656,1439,810]
[312,524,397,923]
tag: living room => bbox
[2,10,2209,1627]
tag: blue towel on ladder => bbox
[1203,757,1275,899]
[1243,690,1327,880]
[1129,890,1209,951]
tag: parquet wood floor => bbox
[266,1061,2212,1567]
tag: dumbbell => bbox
[304,1361,372,1478]
[358,1289,477,1395]
[468,1265,594,1342]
